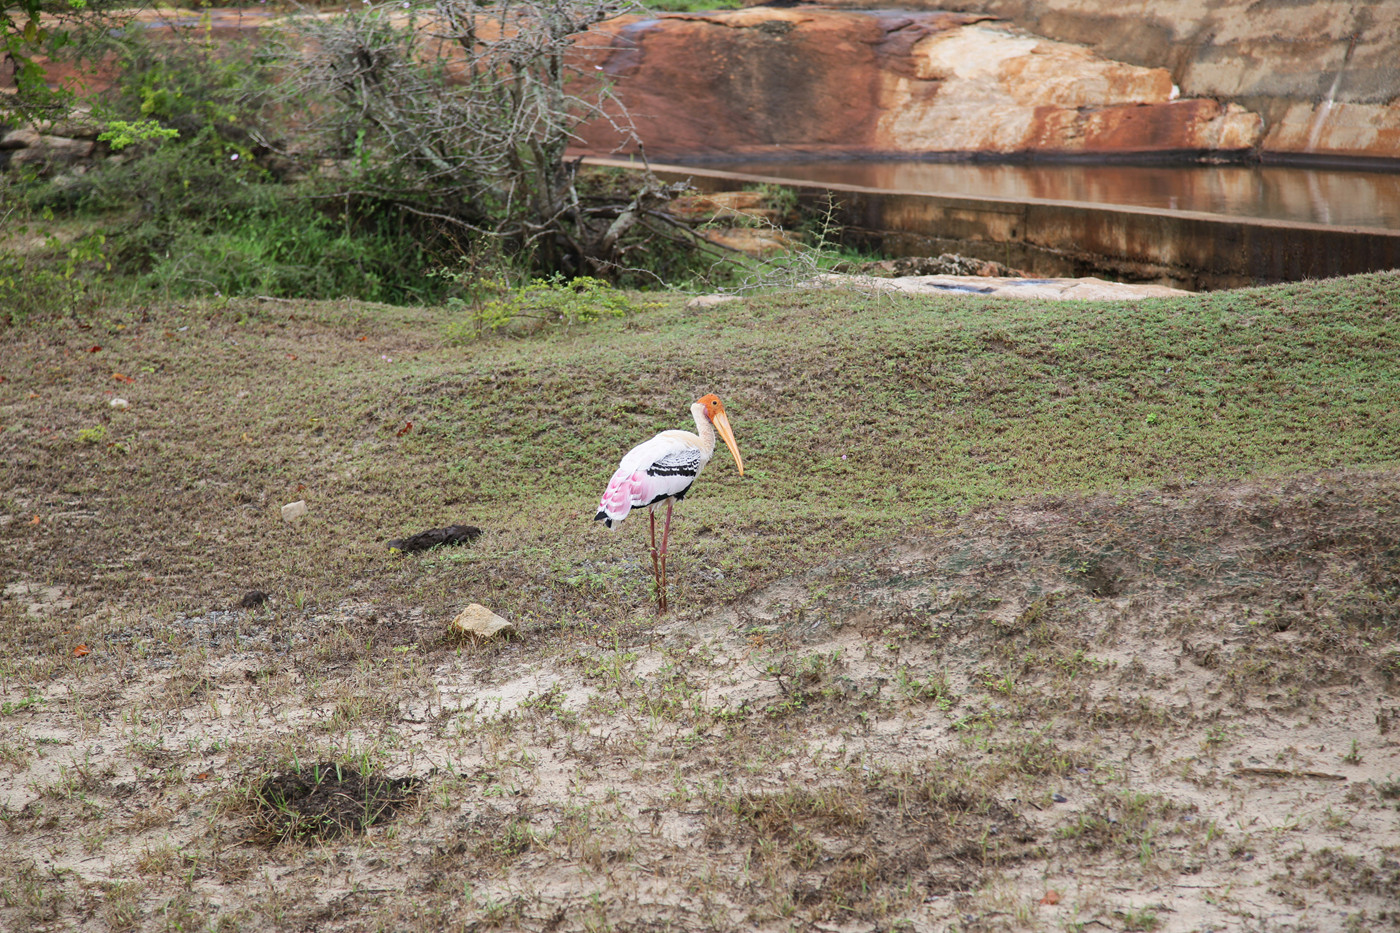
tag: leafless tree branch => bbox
[269,0,688,277]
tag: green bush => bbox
[0,186,109,324]
[443,275,657,341]
[113,178,445,303]
[14,21,461,306]
[0,251,99,325]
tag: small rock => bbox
[448,604,514,640]
[110,397,129,410]
[281,500,307,523]
[1052,793,1068,803]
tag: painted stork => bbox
[595,394,745,611]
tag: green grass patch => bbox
[1,273,1398,640]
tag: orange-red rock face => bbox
[573,9,1265,161]
[576,8,964,158]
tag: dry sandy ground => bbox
[2,469,1398,932]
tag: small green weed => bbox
[1119,906,1161,931]
[0,693,44,716]
[1371,774,1400,805]
[895,666,953,706]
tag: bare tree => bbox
[275,0,703,278]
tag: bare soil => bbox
[2,467,1397,931]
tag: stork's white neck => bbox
[690,402,716,458]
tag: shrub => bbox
[0,184,108,324]
[443,274,655,340]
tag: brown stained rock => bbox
[10,5,1398,165]
[819,0,1400,122]
[701,226,799,256]
[670,190,786,225]
[1050,100,1264,155]
[576,10,981,158]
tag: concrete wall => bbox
[623,160,1400,290]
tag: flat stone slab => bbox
[805,273,1192,301]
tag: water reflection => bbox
[681,160,1400,230]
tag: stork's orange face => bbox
[697,394,744,476]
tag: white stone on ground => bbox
[449,604,514,639]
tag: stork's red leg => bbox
[658,498,674,613]
[649,507,662,608]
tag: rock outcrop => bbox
[0,116,101,171]
[575,9,1265,161]
[818,0,1400,162]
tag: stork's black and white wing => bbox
[594,429,711,527]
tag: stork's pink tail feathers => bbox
[595,470,647,529]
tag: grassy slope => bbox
[2,273,1399,646]
[2,273,1400,932]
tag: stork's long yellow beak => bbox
[712,407,744,476]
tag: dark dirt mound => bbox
[386,524,484,553]
[252,762,421,844]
